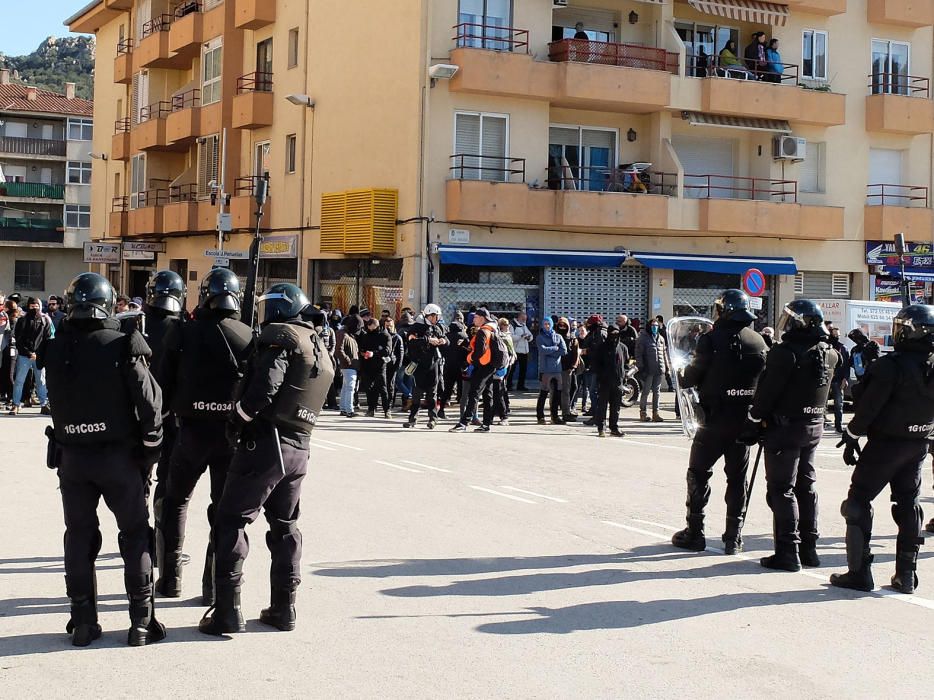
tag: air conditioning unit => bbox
[553,0,569,7]
[773,135,806,161]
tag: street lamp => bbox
[285,94,315,108]
[242,173,270,329]
[894,232,910,308]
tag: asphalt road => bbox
[1,395,933,698]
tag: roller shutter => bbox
[544,266,648,322]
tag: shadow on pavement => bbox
[0,625,230,657]
[0,553,121,575]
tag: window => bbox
[67,118,93,141]
[202,38,223,105]
[255,141,271,178]
[453,112,508,181]
[256,38,273,91]
[288,28,300,69]
[675,21,739,78]
[198,134,220,198]
[67,161,92,184]
[872,39,910,95]
[14,260,45,290]
[286,134,297,173]
[65,205,91,228]
[548,125,617,192]
[130,153,146,208]
[204,0,223,9]
[458,0,513,49]
[799,142,825,194]
[802,30,827,81]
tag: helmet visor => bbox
[257,291,293,325]
[149,294,182,313]
[775,304,803,337]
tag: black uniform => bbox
[358,325,391,414]
[154,307,253,601]
[405,321,448,427]
[593,327,630,435]
[202,319,333,634]
[750,328,837,564]
[41,318,164,646]
[440,320,469,410]
[677,321,768,549]
[831,342,934,593]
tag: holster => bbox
[44,425,61,470]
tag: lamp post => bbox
[895,232,910,308]
[242,173,270,328]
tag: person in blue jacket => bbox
[765,39,783,83]
[536,317,567,425]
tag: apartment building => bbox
[67,0,934,323]
[0,71,94,300]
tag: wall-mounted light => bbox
[627,128,637,143]
[429,63,460,88]
[629,11,639,25]
[88,152,108,161]
[285,94,315,108]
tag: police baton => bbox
[242,174,270,329]
[740,443,763,524]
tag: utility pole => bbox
[242,173,269,328]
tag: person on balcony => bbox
[694,47,709,78]
[743,32,767,78]
[573,23,589,40]
[764,39,783,83]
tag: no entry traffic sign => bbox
[742,268,766,297]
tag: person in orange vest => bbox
[450,308,499,433]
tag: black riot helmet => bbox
[257,283,309,326]
[892,304,934,349]
[776,299,827,338]
[713,289,757,324]
[66,272,116,320]
[199,268,242,313]
[146,270,186,313]
[301,304,327,328]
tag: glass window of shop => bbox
[673,270,775,328]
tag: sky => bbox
[0,0,91,57]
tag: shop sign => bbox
[123,241,165,253]
[83,242,121,264]
[259,235,298,259]
[123,249,155,261]
[866,241,934,268]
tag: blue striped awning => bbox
[632,251,797,275]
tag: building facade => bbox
[0,71,94,300]
[68,0,934,323]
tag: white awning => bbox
[687,0,789,27]
[682,111,792,134]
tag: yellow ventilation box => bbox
[321,188,398,254]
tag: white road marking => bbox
[632,517,681,531]
[617,439,690,452]
[401,460,452,473]
[501,486,568,503]
[602,520,672,539]
[374,460,422,473]
[310,436,365,451]
[469,485,537,504]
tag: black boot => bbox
[760,542,801,572]
[259,585,297,631]
[199,584,246,635]
[722,517,743,555]
[831,508,874,591]
[891,549,919,594]
[126,573,166,647]
[155,548,182,598]
[830,555,874,592]
[672,514,706,552]
[201,549,215,607]
[799,538,821,568]
[66,596,102,647]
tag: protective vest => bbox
[144,310,180,369]
[44,322,141,446]
[772,339,836,420]
[869,351,934,440]
[261,322,335,435]
[698,325,768,412]
[468,326,493,366]
[172,316,253,419]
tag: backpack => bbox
[488,328,510,370]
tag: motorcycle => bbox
[666,316,714,440]
[620,361,641,408]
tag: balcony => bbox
[865,184,932,241]
[784,0,847,14]
[235,0,276,30]
[134,101,187,152]
[696,61,845,126]
[548,38,678,74]
[0,217,65,244]
[0,135,66,159]
[163,184,201,233]
[169,2,204,59]
[232,73,274,129]
[112,118,131,161]
[865,75,934,135]
[137,15,187,69]
[114,39,133,84]
[867,0,934,27]
[166,89,201,144]
[128,190,167,236]
[230,177,272,229]
[111,197,129,237]
[0,182,65,200]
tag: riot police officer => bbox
[748,299,837,572]
[40,272,165,647]
[143,270,186,567]
[154,268,253,604]
[830,305,934,594]
[200,283,334,635]
[404,304,448,429]
[672,290,768,554]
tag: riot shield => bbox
[666,316,714,440]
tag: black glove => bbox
[836,431,861,466]
[737,418,764,446]
[226,410,248,448]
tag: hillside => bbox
[0,36,95,99]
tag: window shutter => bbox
[198,135,220,199]
[794,272,804,295]
[454,113,481,179]
[480,114,507,181]
[131,73,139,126]
[831,273,850,297]
[800,142,823,193]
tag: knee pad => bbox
[841,498,873,530]
[891,494,923,530]
[267,520,299,543]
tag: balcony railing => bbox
[867,184,929,207]
[172,88,201,111]
[0,135,66,157]
[0,182,65,199]
[453,23,529,53]
[546,164,657,194]
[136,189,170,207]
[173,0,202,19]
[450,154,526,183]
[0,216,63,229]
[168,183,199,203]
[869,74,931,98]
[117,38,134,54]
[140,101,173,122]
[656,173,798,202]
[113,196,129,212]
[115,117,131,133]
[549,39,679,74]
[688,54,799,84]
[141,14,172,38]
[236,71,273,94]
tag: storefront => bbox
[312,258,403,316]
